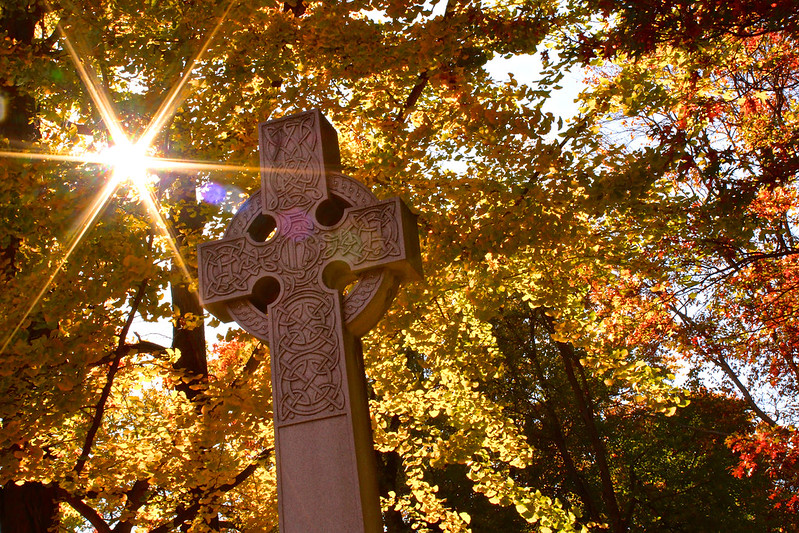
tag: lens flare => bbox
[0,1,240,356]
[200,182,227,205]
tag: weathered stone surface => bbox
[198,109,422,532]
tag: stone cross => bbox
[197,110,422,532]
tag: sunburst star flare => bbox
[0,1,242,356]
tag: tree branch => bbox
[525,311,599,521]
[56,488,112,533]
[113,478,150,533]
[542,312,625,533]
[75,278,149,476]
[125,340,169,356]
[395,71,430,124]
[393,0,464,125]
[669,305,778,427]
[148,449,273,533]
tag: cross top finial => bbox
[259,109,341,216]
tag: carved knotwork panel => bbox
[200,237,278,300]
[323,200,404,268]
[198,175,408,425]
[260,110,340,215]
[212,175,396,343]
[272,289,347,423]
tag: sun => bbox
[100,140,153,193]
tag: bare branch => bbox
[395,71,430,124]
[124,340,169,356]
[56,488,112,533]
[75,279,149,476]
[669,304,778,427]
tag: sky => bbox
[485,53,585,119]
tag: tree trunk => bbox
[523,313,600,522]
[542,313,625,533]
[166,170,208,401]
[172,277,208,400]
[0,482,59,533]
[377,415,407,532]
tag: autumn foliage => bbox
[0,0,798,531]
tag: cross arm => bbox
[324,197,423,285]
[197,236,277,322]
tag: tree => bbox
[542,0,799,520]
[0,0,585,530]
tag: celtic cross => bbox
[198,110,422,532]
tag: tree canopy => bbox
[0,0,797,531]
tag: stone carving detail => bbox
[209,177,394,344]
[227,298,270,339]
[273,290,345,421]
[201,237,277,299]
[260,110,332,214]
[323,201,403,267]
[198,112,421,426]
[342,270,383,320]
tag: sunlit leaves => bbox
[4,0,797,530]
[556,0,799,519]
